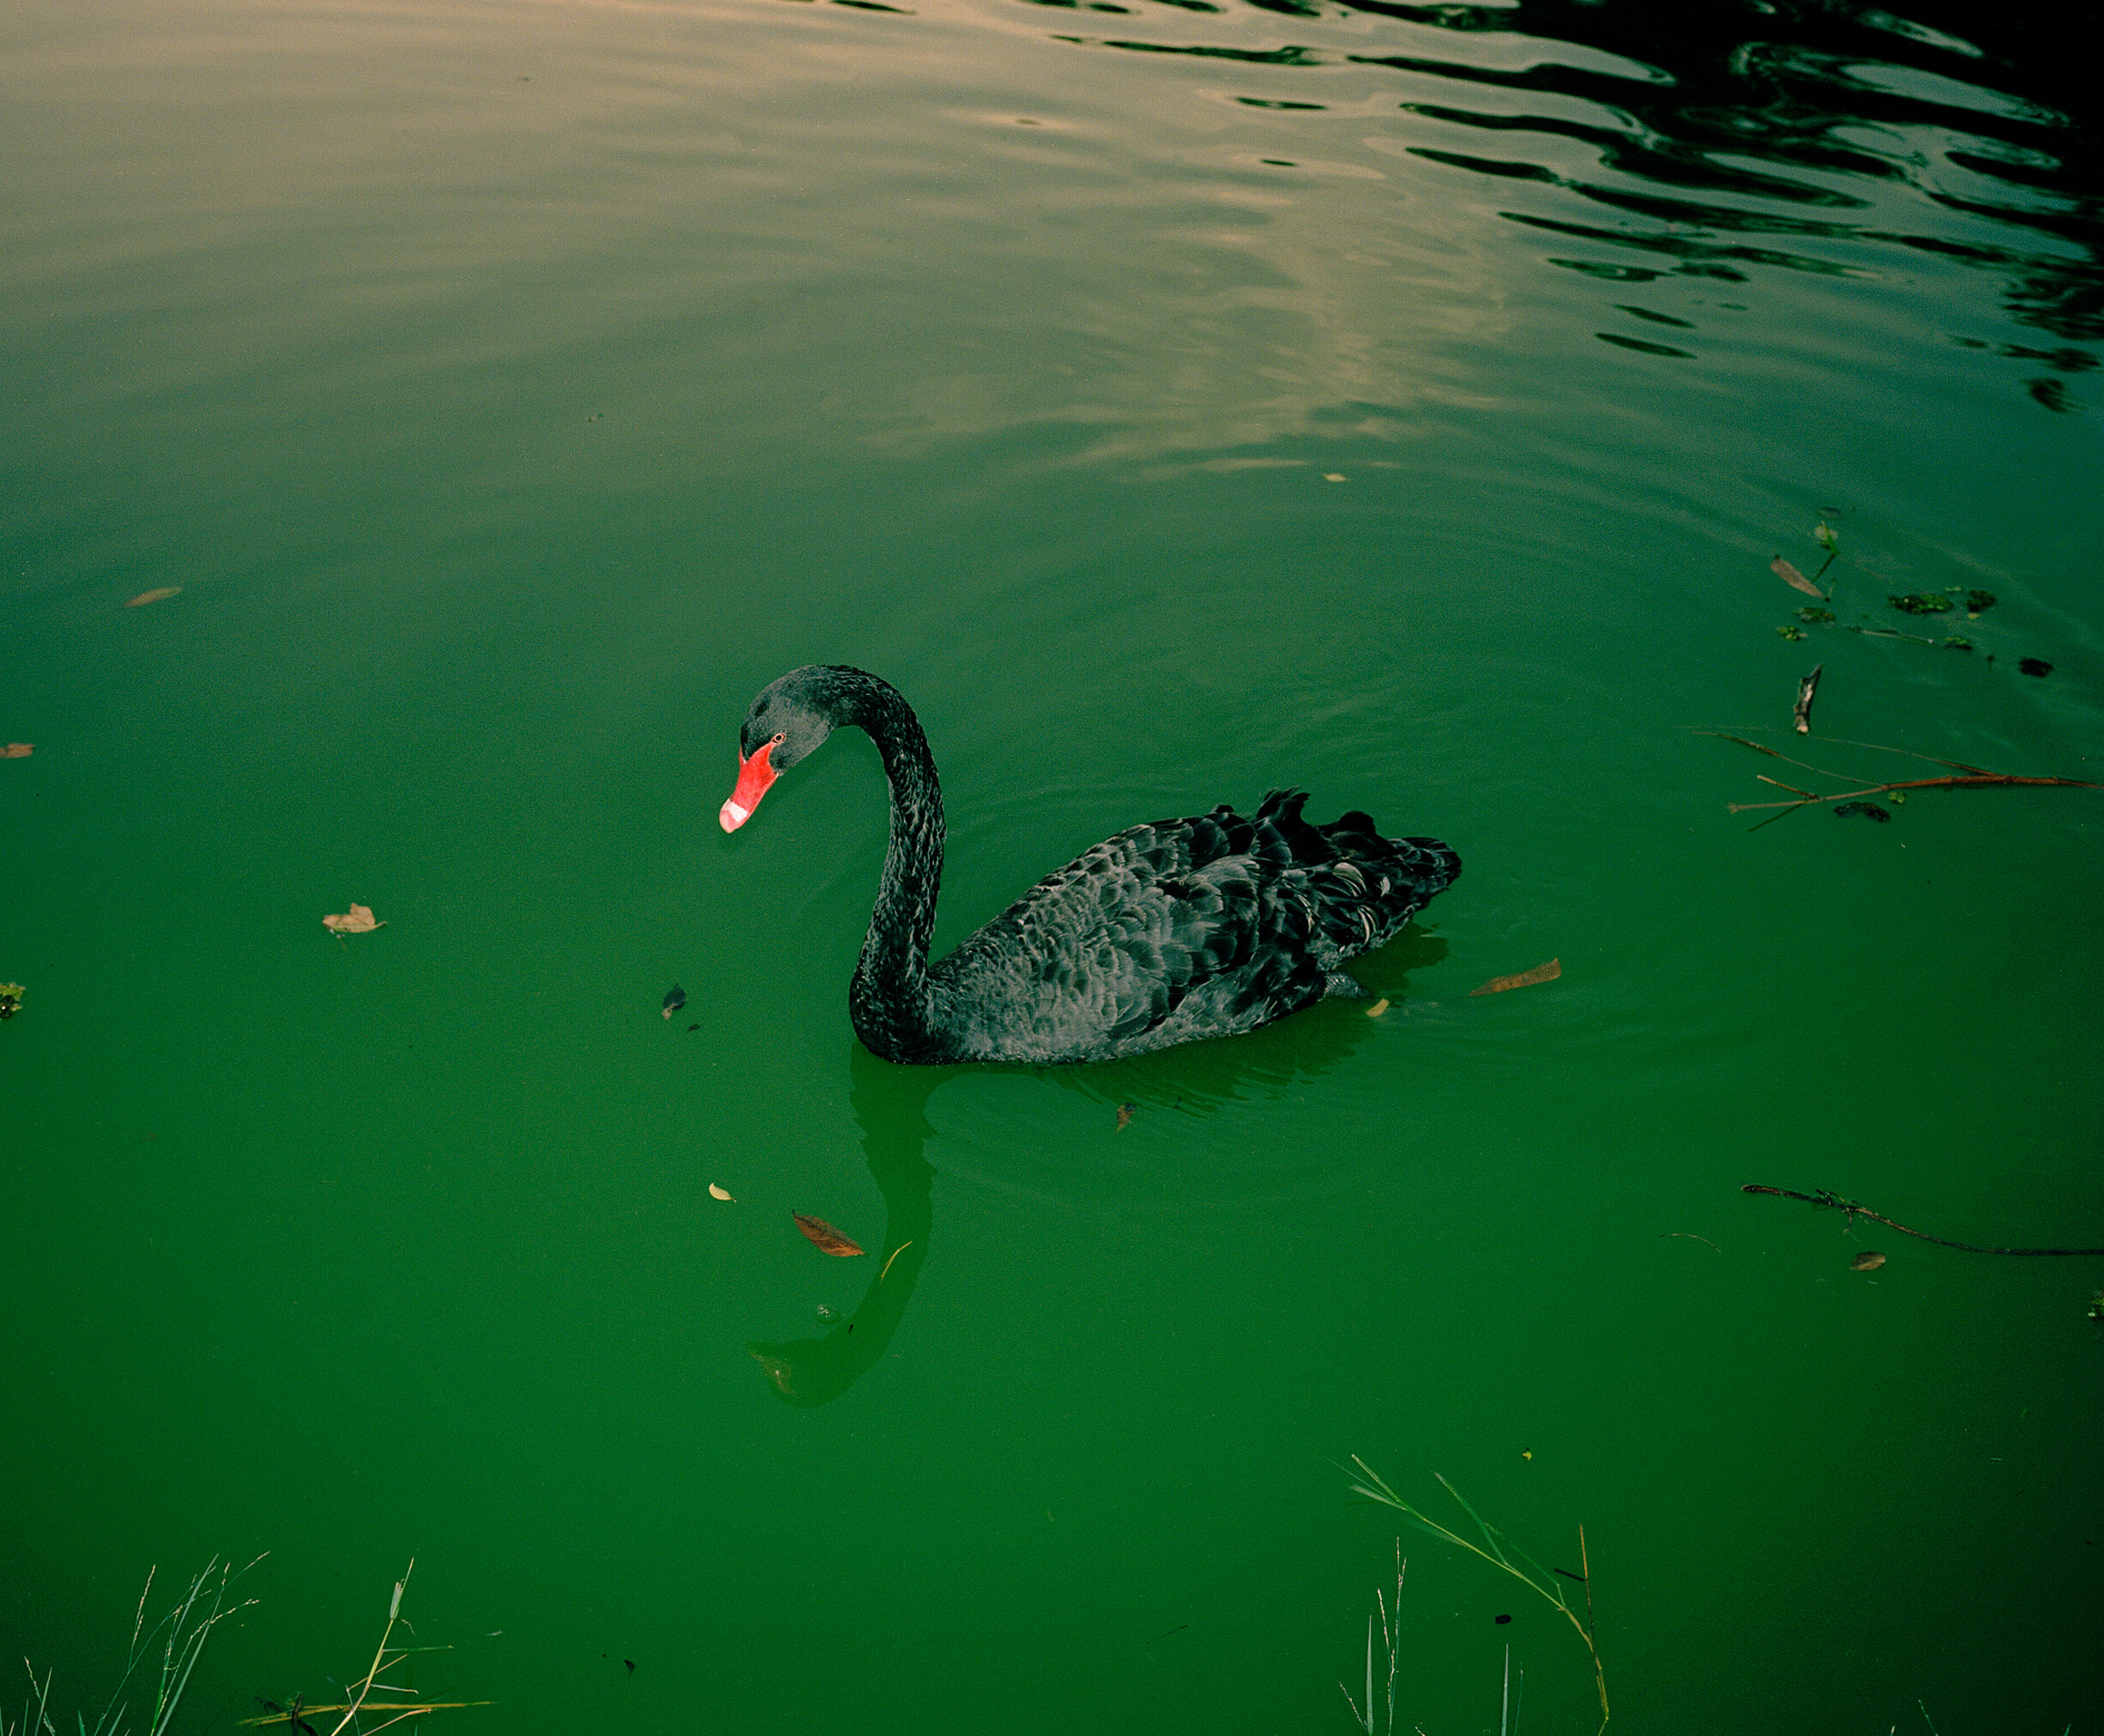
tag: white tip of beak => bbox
[720,800,751,833]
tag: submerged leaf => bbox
[3,743,31,757]
[708,1183,734,1201]
[1469,959,1560,997]
[1849,1251,1885,1272]
[1116,1101,1134,1130]
[793,1214,865,1257]
[1772,557,1823,598]
[1965,589,1997,616]
[1889,593,1953,615]
[2019,657,2053,678]
[124,586,182,607]
[662,984,686,1019]
[322,903,384,933]
[1832,801,1890,822]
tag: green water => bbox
[4,0,2100,1731]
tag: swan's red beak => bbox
[720,740,779,832]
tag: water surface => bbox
[3,1,2100,1732]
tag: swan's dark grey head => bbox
[720,666,865,832]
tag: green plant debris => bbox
[1890,593,1954,615]
[1796,606,1836,624]
[1944,636,1973,650]
[0,982,22,1020]
[1347,1457,1608,1733]
[1777,624,1807,641]
[1966,589,1997,615]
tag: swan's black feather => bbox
[919,788,1459,1062]
[727,666,1460,1065]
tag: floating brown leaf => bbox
[1469,958,1561,997]
[1849,1251,1885,1272]
[1115,1101,1134,1130]
[793,1213,865,1257]
[708,1183,734,1202]
[322,903,384,934]
[3,743,31,758]
[125,587,183,608]
[1771,558,1823,599]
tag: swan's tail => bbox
[1253,789,1461,962]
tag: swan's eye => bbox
[770,732,785,746]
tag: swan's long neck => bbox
[847,678,946,1062]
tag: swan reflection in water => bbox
[746,925,1446,1407]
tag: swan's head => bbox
[720,666,848,832]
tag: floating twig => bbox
[1742,1185,2104,1257]
[1727,772,2102,815]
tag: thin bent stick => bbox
[1742,1185,2104,1257]
[1689,732,1866,784]
[1693,726,1996,778]
[1756,775,1819,799]
[1729,773,2103,813]
[326,1562,415,1736]
[1815,737,1996,775]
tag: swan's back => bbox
[924,791,1460,1064]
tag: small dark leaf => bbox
[1833,801,1890,822]
[1889,593,1953,615]
[1966,590,1997,614]
[2019,657,2053,677]
[1795,606,1835,624]
[662,985,686,1019]
[1850,1251,1885,1271]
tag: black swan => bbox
[719,666,1460,1065]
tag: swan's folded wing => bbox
[928,811,1293,1055]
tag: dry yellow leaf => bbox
[125,587,183,608]
[323,903,384,934]
[1365,998,1390,1018]
[708,1183,734,1201]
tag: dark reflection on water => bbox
[748,1044,937,1407]
[746,927,1443,1404]
[1043,0,2099,389]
